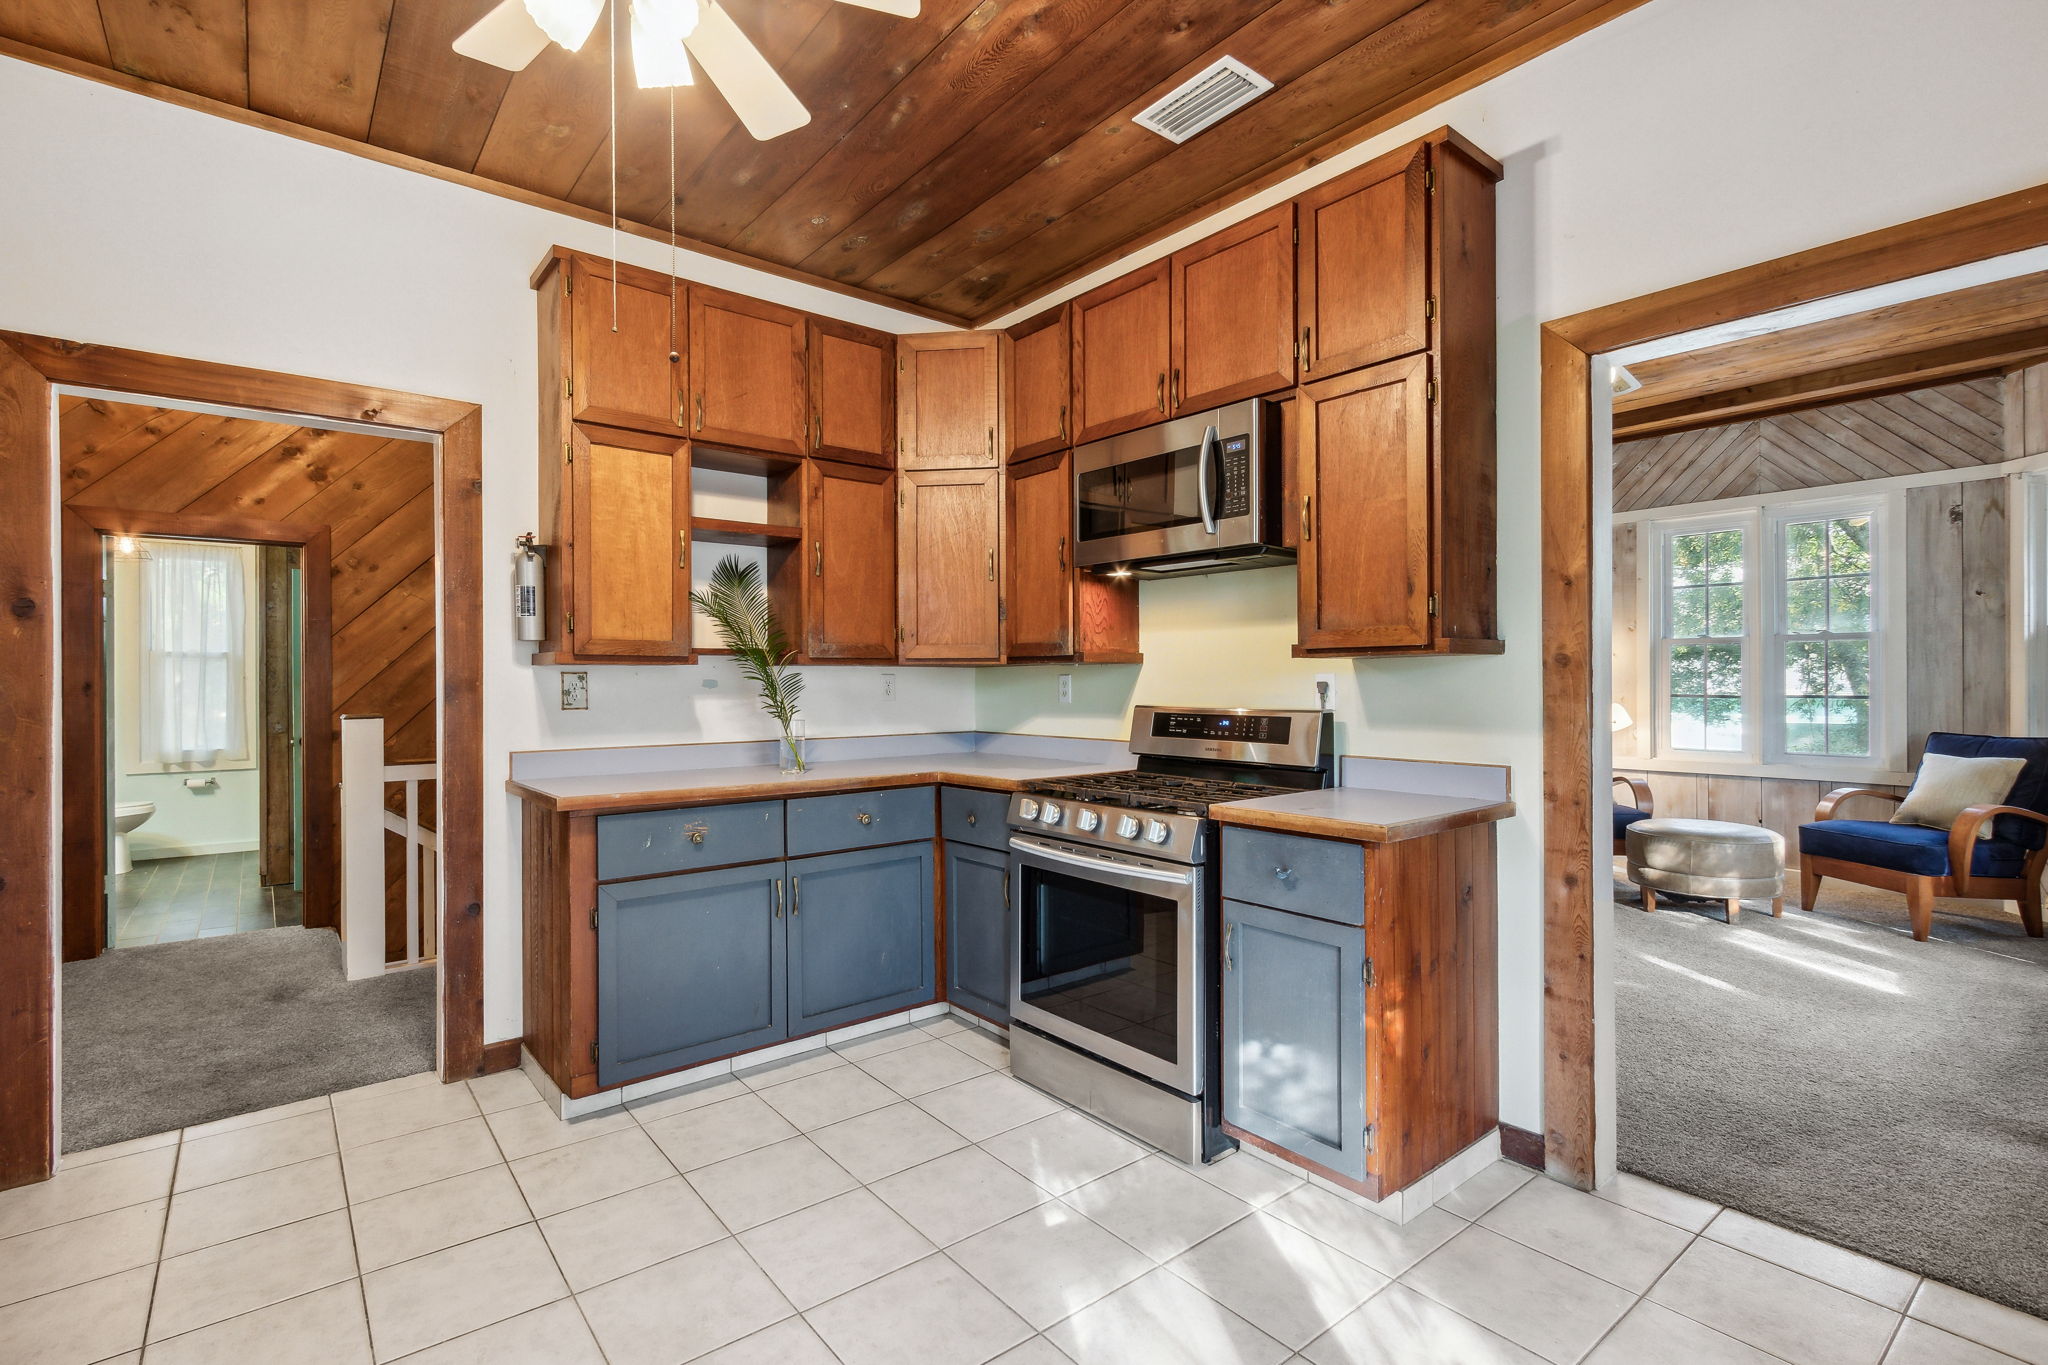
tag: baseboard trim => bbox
[1500,1123,1545,1170]
[478,1038,522,1076]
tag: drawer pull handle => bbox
[1274,865,1294,881]
[856,811,874,825]
[965,810,978,826]
[686,825,708,845]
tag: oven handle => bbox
[1008,835,1194,886]
[1196,424,1219,535]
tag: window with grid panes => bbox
[1778,514,1873,758]
[1664,526,1746,752]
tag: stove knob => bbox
[1018,798,1040,821]
[1144,819,1171,845]
[1040,802,1064,826]
[1076,808,1101,833]
[1116,815,1141,839]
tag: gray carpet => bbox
[62,927,436,1153]
[1615,868,2048,1318]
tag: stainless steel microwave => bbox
[1072,398,1291,578]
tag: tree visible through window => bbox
[1780,516,1872,757]
[1666,527,1745,751]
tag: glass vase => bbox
[779,719,808,774]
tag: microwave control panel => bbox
[1217,437,1252,518]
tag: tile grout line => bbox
[134,1123,184,1352]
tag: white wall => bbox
[7,0,2048,1129]
[977,0,2048,1132]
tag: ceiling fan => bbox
[453,0,920,141]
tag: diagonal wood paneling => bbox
[0,0,1650,323]
[1614,378,2008,513]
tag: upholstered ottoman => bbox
[1625,818,1785,923]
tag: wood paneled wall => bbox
[1613,378,2005,513]
[61,396,436,765]
[62,397,435,958]
[1904,478,2008,761]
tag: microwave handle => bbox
[1196,424,1219,535]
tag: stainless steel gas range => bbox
[1006,706,1332,1163]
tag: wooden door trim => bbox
[1538,182,2048,1189]
[0,331,486,1191]
[60,507,336,959]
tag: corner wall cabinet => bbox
[1216,817,1499,1199]
[1004,305,1070,461]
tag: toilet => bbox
[112,801,155,876]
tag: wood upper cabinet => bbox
[1297,354,1433,653]
[1296,145,1430,379]
[898,467,1002,662]
[898,332,1001,468]
[1071,260,1170,443]
[808,318,894,466]
[1005,306,1069,460]
[1172,204,1296,413]
[564,428,692,662]
[566,256,686,434]
[1006,450,1141,663]
[688,285,808,455]
[1005,451,1074,658]
[804,459,896,661]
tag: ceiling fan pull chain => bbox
[609,0,619,334]
[668,83,680,364]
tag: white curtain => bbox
[138,542,249,766]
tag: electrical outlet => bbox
[1314,673,1337,710]
[881,672,896,700]
[560,671,588,710]
[1058,673,1073,704]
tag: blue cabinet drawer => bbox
[597,800,784,880]
[941,786,1012,851]
[787,786,935,856]
[1221,827,1366,925]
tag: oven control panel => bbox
[1150,711,1292,744]
[1217,438,1252,518]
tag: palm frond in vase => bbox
[689,555,807,772]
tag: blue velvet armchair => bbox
[1798,732,2048,941]
[1614,776,1654,855]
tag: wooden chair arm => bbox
[1814,787,1904,821]
[1947,804,2048,877]
[1613,776,1653,814]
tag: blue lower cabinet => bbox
[944,841,1011,1024]
[597,862,788,1087]
[787,843,936,1034]
[1220,898,1369,1181]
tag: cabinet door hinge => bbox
[590,1040,598,1064]
[565,273,572,295]
[1426,378,1438,404]
[1426,593,1439,617]
[564,441,573,464]
[1363,956,1374,987]
[896,627,906,644]
[997,597,1007,622]
[566,612,575,634]
[1364,1123,1377,1153]
[1424,168,1435,193]
[590,906,598,931]
[564,377,574,399]
[1424,296,1436,321]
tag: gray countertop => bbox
[508,752,1133,813]
[1212,785,1516,843]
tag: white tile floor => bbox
[6,1013,2046,1365]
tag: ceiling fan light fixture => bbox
[523,0,604,52]
[631,0,698,88]
[451,0,552,71]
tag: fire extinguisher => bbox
[515,533,546,642]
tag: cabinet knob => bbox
[965,810,978,826]
[687,827,707,845]
[856,811,874,825]
[1274,865,1294,881]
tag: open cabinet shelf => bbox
[691,517,802,547]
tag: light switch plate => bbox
[560,671,589,710]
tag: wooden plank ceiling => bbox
[1,0,1645,324]
[60,396,438,765]
[1614,270,2048,439]
[1613,377,2006,514]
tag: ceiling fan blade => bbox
[833,0,922,15]
[685,2,812,141]
[452,0,553,71]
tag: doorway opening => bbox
[103,533,308,949]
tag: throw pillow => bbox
[1889,753,2028,840]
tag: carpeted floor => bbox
[62,927,436,1153]
[1615,864,2048,1318]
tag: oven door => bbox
[1008,834,1202,1096]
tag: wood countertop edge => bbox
[505,768,1087,814]
[1211,799,1518,844]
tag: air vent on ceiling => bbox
[1132,57,1273,144]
